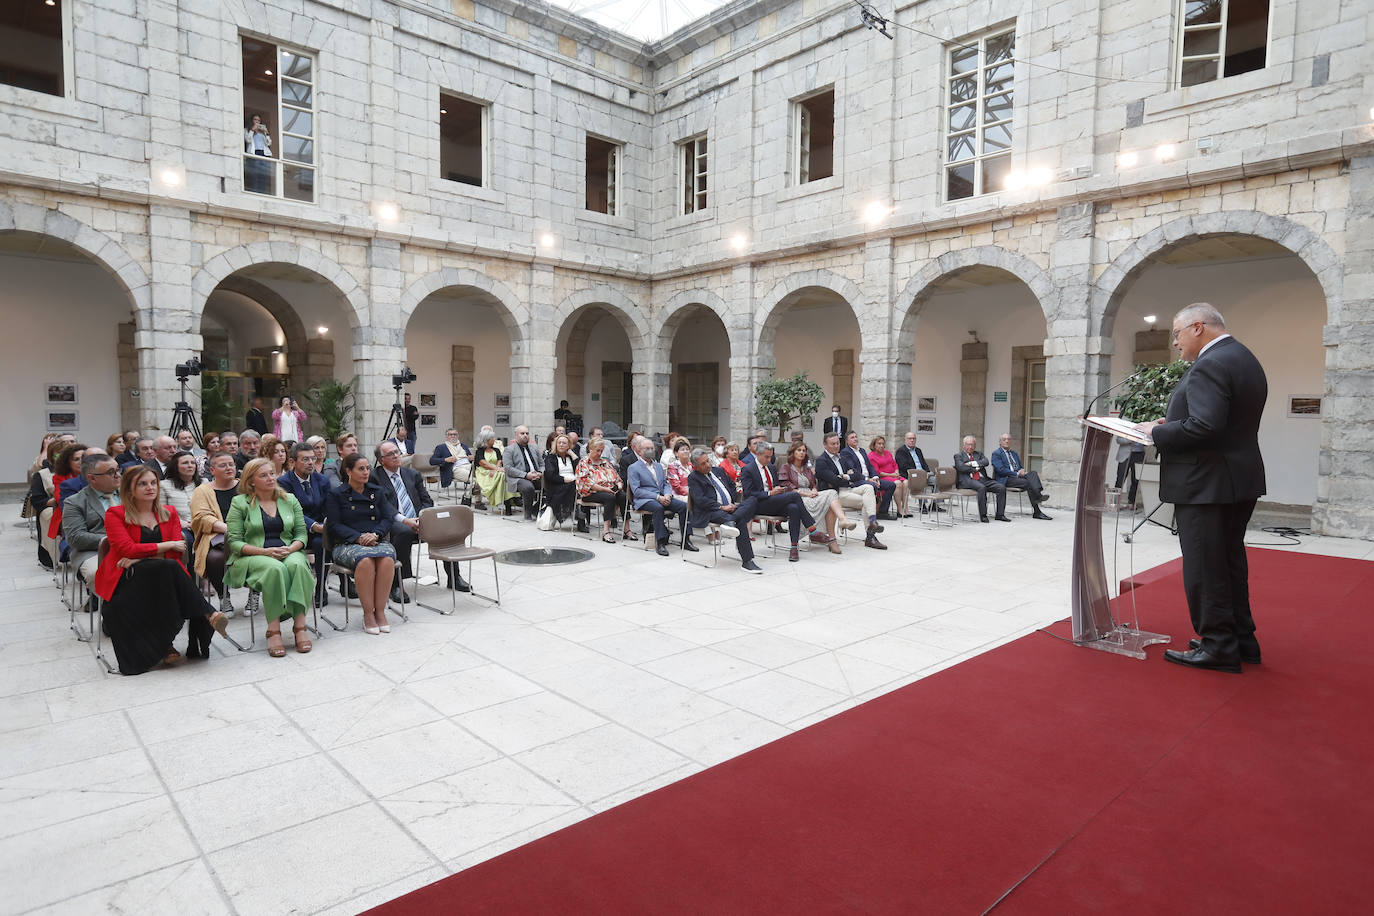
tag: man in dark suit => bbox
[991,433,1052,520]
[372,440,438,601]
[279,442,333,606]
[687,449,762,573]
[821,405,849,441]
[894,431,941,513]
[955,436,1008,522]
[245,397,269,435]
[843,431,896,518]
[740,442,833,561]
[815,432,884,549]
[1139,303,1267,674]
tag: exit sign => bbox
[993,391,1008,402]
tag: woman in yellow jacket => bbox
[226,458,315,657]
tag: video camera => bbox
[391,366,417,387]
[175,357,203,381]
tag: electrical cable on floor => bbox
[1246,525,1308,547]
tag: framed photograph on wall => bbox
[46,384,77,404]
[419,413,437,427]
[493,393,511,409]
[917,396,936,412]
[493,411,511,427]
[1287,395,1321,418]
[418,393,437,408]
[46,410,79,432]
[916,416,936,435]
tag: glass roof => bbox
[546,0,732,43]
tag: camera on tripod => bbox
[176,357,202,381]
[391,366,417,387]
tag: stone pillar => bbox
[728,264,756,444]
[301,337,335,395]
[636,355,670,437]
[117,322,140,433]
[959,341,988,441]
[139,205,200,433]
[1318,155,1374,538]
[1132,328,1171,365]
[858,237,898,438]
[354,239,405,447]
[519,263,557,430]
[451,344,475,439]
[831,349,855,422]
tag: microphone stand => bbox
[1082,366,1148,420]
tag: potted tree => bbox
[755,370,824,445]
[1112,360,1189,515]
[199,375,238,439]
[303,376,357,453]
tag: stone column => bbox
[832,349,855,423]
[138,205,200,433]
[519,263,557,429]
[354,238,406,446]
[728,264,756,444]
[301,338,335,395]
[858,238,897,437]
[1318,155,1374,538]
[959,341,988,441]
[451,344,475,439]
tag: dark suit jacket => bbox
[822,415,849,440]
[688,467,751,529]
[954,450,995,487]
[738,459,781,500]
[841,446,877,481]
[245,407,269,435]
[1152,336,1267,504]
[989,448,1025,482]
[814,450,858,490]
[278,471,331,532]
[429,441,472,487]
[115,451,141,467]
[369,464,433,521]
[894,445,931,476]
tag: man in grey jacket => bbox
[61,453,122,582]
[502,425,544,520]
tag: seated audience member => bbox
[117,430,143,467]
[227,458,315,656]
[323,432,358,489]
[62,452,122,586]
[160,450,201,542]
[28,433,56,480]
[659,433,683,471]
[430,428,473,491]
[235,430,260,471]
[132,437,157,471]
[894,431,939,514]
[576,437,625,543]
[195,434,220,477]
[790,430,806,449]
[687,447,762,574]
[94,465,229,670]
[665,439,693,497]
[815,433,886,549]
[371,440,434,602]
[151,436,177,477]
[617,433,642,482]
[191,452,241,615]
[709,436,728,466]
[628,436,692,556]
[473,430,512,513]
[542,434,580,530]
[778,441,848,553]
[31,438,67,568]
[868,435,910,518]
[46,442,88,559]
[308,435,332,474]
[175,429,203,457]
[258,434,288,477]
[385,426,415,458]
[741,441,834,561]
[216,430,238,461]
[991,433,1052,520]
[955,435,1008,523]
[718,442,745,482]
[566,430,582,460]
[106,433,130,467]
[326,453,398,634]
[588,426,620,464]
[279,441,332,605]
[502,425,544,520]
[739,431,768,467]
[844,431,897,519]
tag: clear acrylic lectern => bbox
[1072,417,1171,659]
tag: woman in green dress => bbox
[473,430,511,509]
[226,458,316,657]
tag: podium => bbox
[1072,416,1171,659]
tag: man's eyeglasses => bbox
[89,469,121,478]
[1171,321,1202,342]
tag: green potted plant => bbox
[1112,359,1189,513]
[303,376,357,447]
[755,370,825,442]
[199,375,238,438]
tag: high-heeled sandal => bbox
[293,622,312,653]
[266,629,286,657]
[362,611,380,636]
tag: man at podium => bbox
[1138,303,1267,674]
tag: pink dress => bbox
[870,449,903,483]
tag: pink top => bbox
[870,449,902,482]
[272,407,308,441]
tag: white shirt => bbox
[278,411,300,442]
[1198,332,1232,358]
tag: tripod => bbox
[168,375,203,444]
[1122,499,1178,543]
[382,383,405,442]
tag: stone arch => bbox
[209,275,316,394]
[755,268,865,352]
[551,285,650,350]
[398,267,528,354]
[190,241,369,331]
[653,287,732,354]
[1092,211,1343,337]
[0,199,150,317]
[894,246,1057,354]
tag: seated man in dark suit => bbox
[815,432,884,549]
[371,440,446,601]
[894,431,941,513]
[990,433,1051,520]
[687,448,761,574]
[740,441,833,561]
[955,435,1008,522]
[843,431,897,518]
[278,442,334,605]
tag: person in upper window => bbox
[243,115,273,193]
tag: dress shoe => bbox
[1033,510,1053,520]
[446,577,472,593]
[1163,646,1241,674]
[683,540,699,553]
[390,586,411,603]
[872,521,885,533]
[788,547,800,562]
[741,560,763,574]
[980,516,990,523]
[655,544,669,557]
[995,515,1011,522]
[576,521,590,534]
[1188,638,1260,664]
[840,519,858,531]
[338,575,358,600]
[864,535,887,550]
[808,531,833,545]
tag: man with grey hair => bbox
[61,452,121,585]
[687,447,761,573]
[502,424,544,520]
[1135,302,1267,674]
[741,440,834,561]
[132,436,157,469]
[235,429,260,471]
[954,435,1008,522]
[151,435,177,476]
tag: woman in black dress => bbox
[542,434,578,529]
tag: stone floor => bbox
[2,495,1368,915]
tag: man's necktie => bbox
[391,472,415,518]
[761,463,772,489]
[712,475,731,506]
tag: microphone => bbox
[1083,366,1147,421]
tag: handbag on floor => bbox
[536,505,555,531]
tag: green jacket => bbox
[226,492,308,565]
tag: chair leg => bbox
[320,569,350,631]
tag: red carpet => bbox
[370,549,1374,915]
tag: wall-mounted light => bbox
[538,233,557,249]
[862,201,892,226]
[729,232,748,252]
[1117,151,1139,169]
[374,202,399,222]
[316,325,329,336]
[1155,143,1176,161]
[264,69,273,76]
[1143,314,1157,325]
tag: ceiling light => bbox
[862,201,892,226]
[1143,314,1157,325]
[264,69,273,76]
[271,348,281,355]
[375,202,399,222]
[439,108,447,115]
[1027,167,1052,186]
[1003,171,1025,191]
[1117,151,1139,169]
[539,233,556,249]
[159,169,182,187]
[46,0,57,6]
[316,325,329,336]
[729,233,748,252]
[1156,143,1176,161]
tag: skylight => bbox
[546,0,732,44]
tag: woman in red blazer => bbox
[95,466,229,674]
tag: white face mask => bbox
[832,409,839,417]
[714,444,725,456]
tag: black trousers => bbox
[1174,500,1258,660]
[1002,471,1045,504]
[389,521,417,581]
[579,489,625,525]
[961,477,1006,518]
[753,493,814,545]
[703,505,756,562]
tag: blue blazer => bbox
[688,467,751,528]
[814,450,857,490]
[841,446,876,481]
[429,441,472,487]
[627,458,671,509]
[738,458,780,500]
[989,448,1024,483]
[278,470,330,532]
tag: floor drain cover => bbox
[495,547,596,566]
